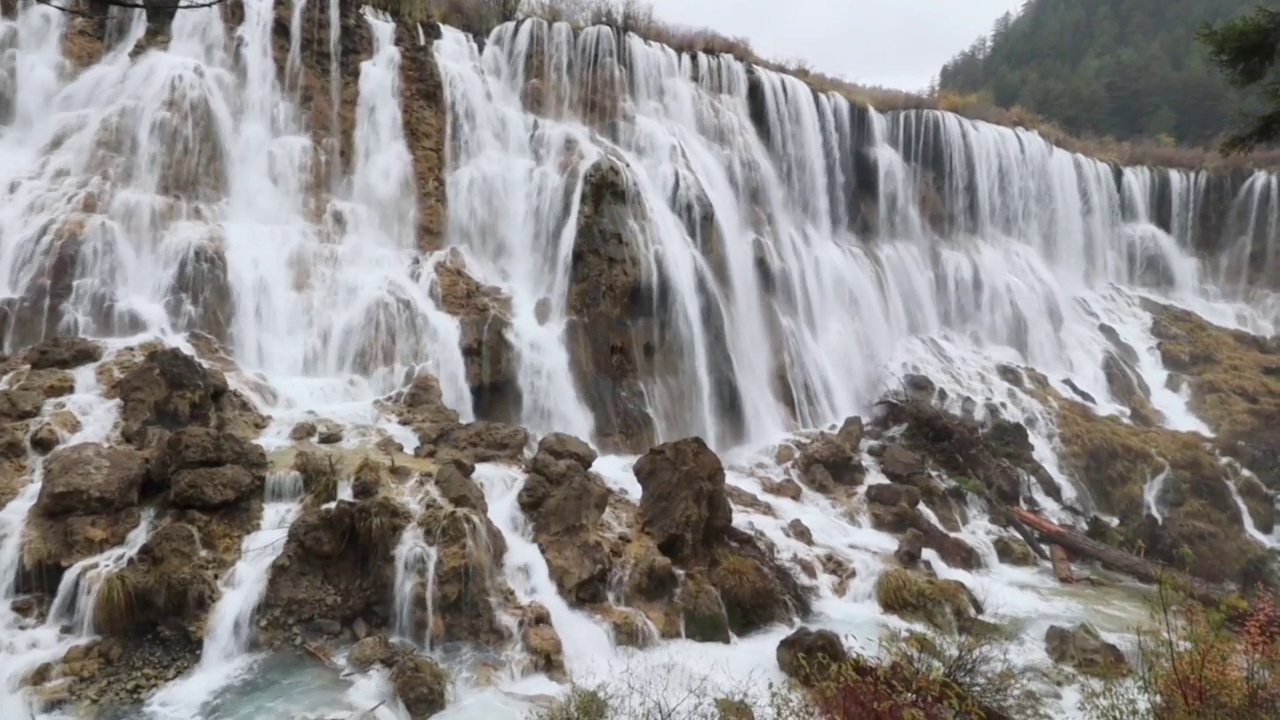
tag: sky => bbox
[646,0,1026,92]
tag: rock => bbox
[708,535,808,636]
[0,388,43,422]
[836,416,864,450]
[434,460,487,513]
[993,536,1038,566]
[914,517,983,570]
[419,498,510,645]
[777,627,849,687]
[521,623,567,681]
[679,573,730,643]
[715,698,755,720]
[390,656,449,719]
[415,420,529,465]
[874,568,982,634]
[168,466,259,509]
[36,444,146,516]
[347,634,403,671]
[310,618,343,636]
[634,437,733,563]
[115,347,265,445]
[25,337,103,370]
[384,371,460,427]
[785,519,813,545]
[796,434,864,487]
[903,374,936,404]
[315,421,343,445]
[534,432,597,470]
[28,424,61,454]
[880,444,926,485]
[865,483,920,508]
[1044,624,1129,678]
[289,421,316,441]
[14,369,75,399]
[762,478,802,501]
[351,457,385,500]
[894,528,925,567]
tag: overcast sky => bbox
[646,0,1025,92]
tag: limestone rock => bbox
[634,437,733,563]
[168,466,259,509]
[36,443,146,516]
[1044,623,1129,678]
[678,573,730,643]
[777,627,849,687]
[25,336,103,370]
[415,420,529,465]
[390,656,449,719]
[115,347,265,445]
[797,434,864,487]
[993,535,1038,566]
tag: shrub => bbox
[1080,579,1280,720]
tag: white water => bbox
[145,470,305,719]
[48,506,156,635]
[0,2,1278,718]
[391,523,439,650]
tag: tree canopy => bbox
[1200,5,1280,154]
[937,0,1263,147]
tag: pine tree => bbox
[1199,5,1280,154]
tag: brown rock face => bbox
[391,656,449,720]
[415,420,530,465]
[115,347,265,446]
[1044,623,1130,678]
[24,336,103,370]
[777,627,849,687]
[261,495,411,633]
[634,437,732,563]
[518,434,614,604]
[431,254,521,424]
[797,432,865,488]
[36,443,146,516]
[565,157,659,454]
[165,233,234,345]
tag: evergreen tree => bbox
[1199,5,1280,154]
[937,0,1260,146]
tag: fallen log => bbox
[1011,507,1228,605]
[1049,544,1075,584]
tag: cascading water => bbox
[47,507,156,635]
[391,522,439,649]
[145,470,305,718]
[1,1,1279,718]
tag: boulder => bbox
[25,337,103,370]
[519,605,567,681]
[156,427,267,478]
[390,656,449,719]
[383,371,460,428]
[678,573,730,643]
[796,434,864,487]
[36,444,146,516]
[634,437,733,563]
[1044,623,1129,678]
[0,388,43,422]
[115,347,265,445]
[347,634,408,671]
[865,483,920,508]
[168,466,259,509]
[993,536,1038,566]
[420,496,510,646]
[777,627,849,687]
[709,538,806,635]
[880,444,926,485]
[874,568,982,635]
[415,420,529,465]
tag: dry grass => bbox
[874,568,979,635]
[92,569,139,637]
[294,451,340,506]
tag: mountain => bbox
[938,0,1259,145]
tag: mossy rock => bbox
[874,568,981,635]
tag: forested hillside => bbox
[937,0,1260,146]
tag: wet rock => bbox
[903,374,937,404]
[420,494,510,646]
[347,634,407,671]
[415,420,529,465]
[894,528,925,567]
[108,521,223,637]
[865,483,920,508]
[25,336,103,370]
[796,434,864,488]
[868,501,921,534]
[166,234,234,344]
[169,466,259,509]
[709,537,807,635]
[0,388,43,422]
[1103,351,1162,427]
[262,496,412,635]
[875,568,982,635]
[13,369,76,400]
[1044,623,1129,678]
[634,437,733,563]
[390,656,449,719]
[520,606,567,681]
[315,420,343,445]
[116,347,266,445]
[679,573,730,643]
[36,443,145,516]
[518,435,614,604]
[785,518,813,545]
[28,423,62,455]
[289,421,316,441]
[762,477,802,501]
[993,535,1038,566]
[351,457,385,500]
[383,371,460,427]
[432,255,522,424]
[880,444,926,485]
[777,627,849,687]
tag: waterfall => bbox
[1,2,1278,718]
[145,470,305,718]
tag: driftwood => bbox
[1049,544,1075,584]
[1011,507,1228,605]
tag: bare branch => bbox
[34,0,227,17]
